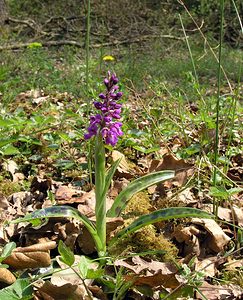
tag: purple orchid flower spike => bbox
[84,72,123,146]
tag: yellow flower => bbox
[103,55,115,62]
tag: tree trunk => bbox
[0,0,8,26]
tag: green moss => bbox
[221,269,243,288]
[125,192,152,216]
[0,179,27,196]
[109,192,178,261]
[109,224,178,261]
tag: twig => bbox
[7,17,49,36]
[92,34,186,48]
[0,40,83,50]
[0,34,185,51]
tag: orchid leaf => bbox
[107,170,175,217]
[109,207,214,246]
[11,206,102,254]
[103,158,122,198]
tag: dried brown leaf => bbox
[196,282,243,300]
[195,257,217,277]
[36,281,86,300]
[0,193,9,209]
[149,154,192,173]
[55,185,86,204]
[192,218,231,252]
[173,224,201,256]
[3,241,56,269]
[111,150,134,179]
[31,177,52,196]
[0,267,16,284]
[176,188,197,205]
[109,178,129,198]
[114,256,180,288]
[149,154,193,187]
[125,271,180,288]
[115,256,180,288]
[232,206,243,226]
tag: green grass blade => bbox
[102,158,122,199]
[107,170,175,217]
[109,207,214,246]
[10,206,102,253]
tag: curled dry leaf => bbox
[202,204,243,226]
[55,185,86,204]
[232,206,243,226]
[54,255,95,287]
[36,281,87,300]
[8,191,35,217]
[192,218,231,252]
[111,150,135,179]
[194,257,217,277]
[149,154,193,173]
[0,267,16,285]
[89,285,108,300]
[115,256,180,288]
[30,177,52,198]
[42,255,97,300]
[173,224,201,256]
[196,282,243,300]
[176,187,198,205]
[54,221,82,249]
[227,166,243,182]
[149,154,193,187]
[109,178,129,198]
[3,241,56,269]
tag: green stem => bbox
[213,0,224,215]
[179,14,198,83]
[95,133,106,257]
[85,0,91,92]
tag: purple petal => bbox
[104,78,109,86]
[94,101,103,109]
[99,93,106,100]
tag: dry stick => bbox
[0,34,185,51]
[7,17,49,36]
[177,0,233,94]
[0,40,83,50]
[92,34,185,47]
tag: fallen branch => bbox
[0,34,185,51]
[92,34,185,48]
[7,17,49,37]
[0,40,83,50]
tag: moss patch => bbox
[125,191,152,216]
[109,224,178,261]
[0,180,24,196]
